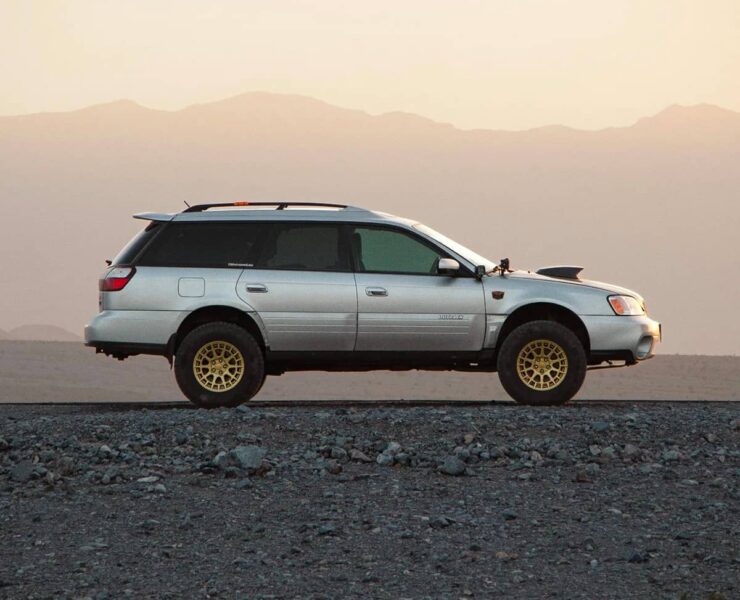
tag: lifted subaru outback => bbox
[86,201,661,407]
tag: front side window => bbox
[352,226,445,275]
[257,223,347,271]
[137,222,263,268]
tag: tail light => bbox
[99,266,136,292]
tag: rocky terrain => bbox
[1,402,738,599]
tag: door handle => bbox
[365,286,388,297]
[246,284,268,293]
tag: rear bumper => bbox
[86,340,168,359]
[85,310,182,357]
[582,314,661,363]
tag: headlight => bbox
[608,295,644,316]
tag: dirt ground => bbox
[0,341,738,405]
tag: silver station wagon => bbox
[86,202,661,407]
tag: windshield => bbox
[413,223,495,270]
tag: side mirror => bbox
[438,258,460,275]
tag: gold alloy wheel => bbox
[192,340,245,392]
[516,339,569,391]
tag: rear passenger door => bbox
[351,225,486,351]
[236,222,357,351]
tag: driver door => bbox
[351,225,486,351]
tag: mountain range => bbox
[0,325,80,342]
[0,92,738,354]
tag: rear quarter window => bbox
[112,222,163,265]
[136,222,264,268]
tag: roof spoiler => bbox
[133,212,174,222]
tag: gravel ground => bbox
[1,402,738,600]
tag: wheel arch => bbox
[495,302,590,355]
[168,305,267,360]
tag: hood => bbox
[504,269,644,303]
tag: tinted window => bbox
[112,222,163,265]
[257,223,347,271]
[137,222,264,268]
[352,226,444,275]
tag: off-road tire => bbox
[497,320,586,406]
[174,322,265,408]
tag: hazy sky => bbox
[2,0,739,129]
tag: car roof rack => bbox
[182,201,350,213]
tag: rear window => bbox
[112,222,163,265]
[137,222,264,268]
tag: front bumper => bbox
[582,314,661,363]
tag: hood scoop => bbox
[536,265,584,280]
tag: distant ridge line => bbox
[1,324,81,342]
[0,91,738,134]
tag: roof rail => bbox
[182,201,350,213]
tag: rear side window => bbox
[137,222,264,268]
[112,222,163,265]
[256,223,348,272]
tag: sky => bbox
[2,0,739,129]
